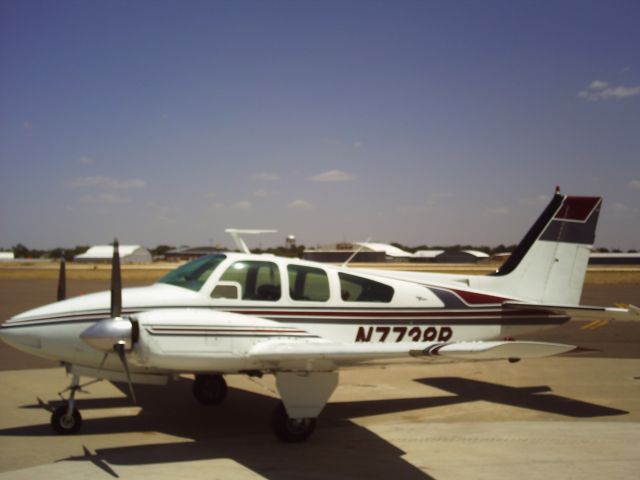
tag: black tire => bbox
[51,405,83,435]
[271,402,316,443]
[192,374,227,405]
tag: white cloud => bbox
[397,205,432,214]
[308,169,355,182]
[519,195,550,206]
[396,193,452,214]
[231,201,252,210]
[253,172,280,181]
[288,199,313,209]
[210,200,252,211]
[253,188,277,198]
[80,193,129,204]
[578,80,640,101]
[66,176,146,189]
[589,80,608,90]
[353,141,363,149]
[610,202,630,213]
[484,207,510,216]
[628,180,640,190]
[78,156,96,166]
[430,192,453,200]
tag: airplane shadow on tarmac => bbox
[2,376,628,480]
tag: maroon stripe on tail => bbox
[554,196,601,221]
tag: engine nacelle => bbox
[129,309,291,373]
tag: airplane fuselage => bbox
[1,253,566,374]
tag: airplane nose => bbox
[0,323,42,350]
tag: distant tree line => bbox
[1,243,636,260]
[0,243,307,260]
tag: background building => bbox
[164,246,223,262]
[0,252,15,261]
[74,245,152,264]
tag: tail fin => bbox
[481,191,601,304]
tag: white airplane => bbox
[1,190,637,442]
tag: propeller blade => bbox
[114,342,136,403]
[110,239,122,318]
[57,257,66,301]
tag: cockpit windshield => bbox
[157,254,227,292]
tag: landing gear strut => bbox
[192,374,227,405]
[271,402,316,443]
[51,374,83,434]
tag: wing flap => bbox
[248,340,577,366]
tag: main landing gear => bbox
[271,402,316,442]
[192,374,228,405]
[48,370,334,443]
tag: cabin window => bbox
[287,264,330,302]
[158,254,226,292]
[338,272,394,303]
[210,281,241,300]
[219,261,281,301]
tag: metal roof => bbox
[413,250,445,258]
[461,250,490,258]
[355,242,414,258]
[75,245,146,259]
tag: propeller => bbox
[57,256,66,301]
[80,238,137,403]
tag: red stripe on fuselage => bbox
[228,308,550,318]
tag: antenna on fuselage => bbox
[342,237,371,267]
[225,229,277,254]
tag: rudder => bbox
[477,192,601,304]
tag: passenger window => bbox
[219,261,281,301]
[288,265,330,302]
[339,272,394,303]
[211,281,241,300]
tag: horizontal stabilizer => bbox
[503,301,640,322]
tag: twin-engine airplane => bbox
[1,190,638,442]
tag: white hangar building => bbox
[74,245,152,264]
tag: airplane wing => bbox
[247,339,578,368]
[503,301,640,321]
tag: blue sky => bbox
[1,0,639,250]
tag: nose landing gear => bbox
[50,374,83,434]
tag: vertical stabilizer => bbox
[475,193,601,305]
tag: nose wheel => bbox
[51,405,83,434]
[192,374,227,405]
[51,373,84,435]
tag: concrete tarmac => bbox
[0,277,638,479]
